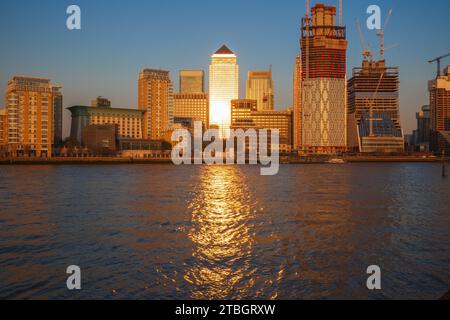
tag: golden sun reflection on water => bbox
[185,166,259,299]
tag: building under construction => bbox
[300,3,348,154]
[429,66,450,154]
[347,59,404,153]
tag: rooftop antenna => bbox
[339,0,343,27]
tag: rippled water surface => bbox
[0,164,449,299]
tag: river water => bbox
[0,163,449,299]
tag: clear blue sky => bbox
[0,0,449,137]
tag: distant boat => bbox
[328,158,346,164]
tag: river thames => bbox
[0,163,449,300]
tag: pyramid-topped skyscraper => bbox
[209,45,239,135]
[214,45,234,55]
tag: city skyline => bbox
[1,1,450,304]
[1,0,449,138]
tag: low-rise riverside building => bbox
[82,124,117,156]
[118,138,171,159]
[68,105,145,145]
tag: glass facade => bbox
[209,46,239,135]
[179,70,204,94]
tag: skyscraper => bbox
[209,45,239,134]
[300,4,348,154]
[293,54,302,150]
[429,66,450,153]
[138,69,173,140]
[413,105,431,151]
[173,93,209,128]
[347,59,404,153]
[175,70,209,127]
[179,70,204,94]
[246,70,274,111]
[5,76,62,158]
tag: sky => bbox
[0,0,449,138]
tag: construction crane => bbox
[367,72,386,137]
[377,9,393,61]
[356,18,373,61]
[428,53,450,77]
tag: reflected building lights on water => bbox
[0,165,449,299]
[185,166,258,299]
